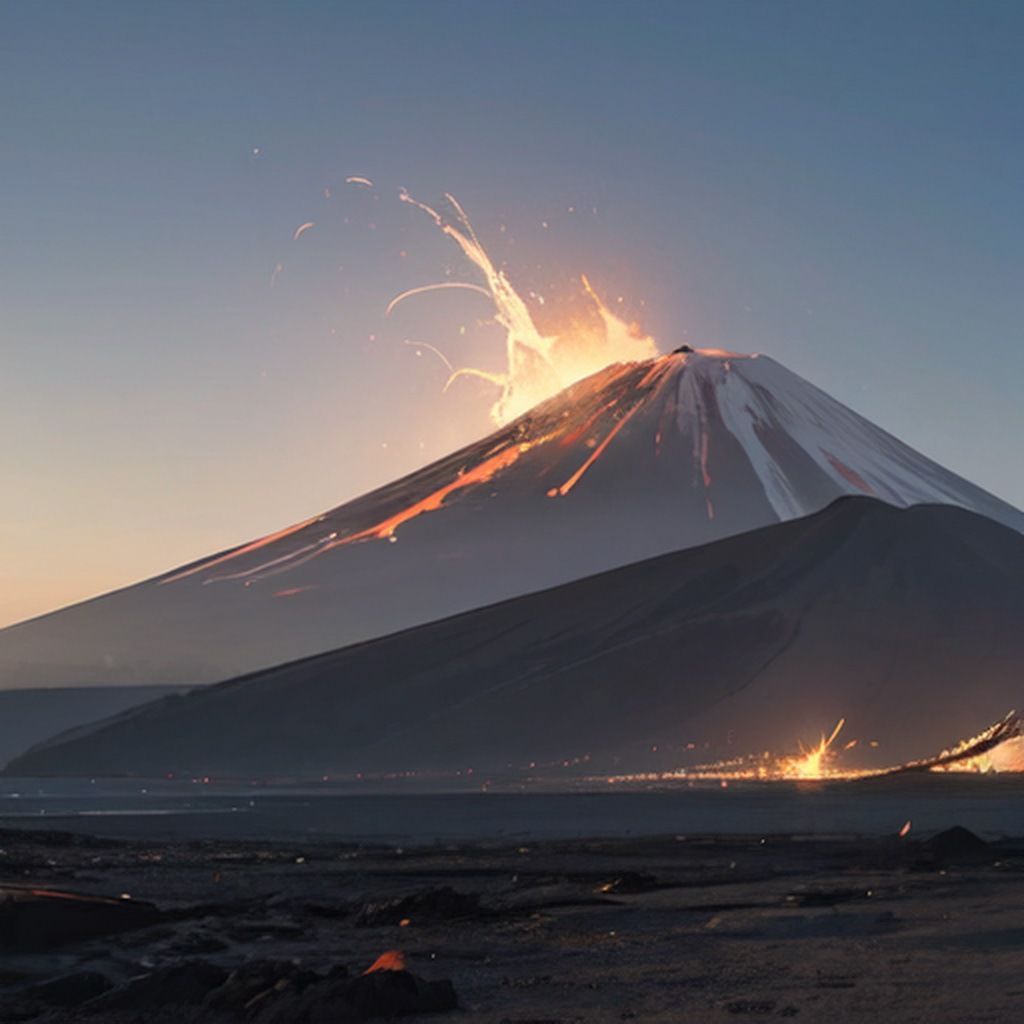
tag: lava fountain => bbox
[391,190,659,424]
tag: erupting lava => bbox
[391,190,659,424]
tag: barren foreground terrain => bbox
[1,824,1021,1022]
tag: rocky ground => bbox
[1,824,1022,1022]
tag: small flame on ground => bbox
[364,950,406,974]
[391,191,658,424]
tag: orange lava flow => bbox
[550,404,643,497]
[550,359,675,497]
[194,439,550,586]
[330,442,531,547]
[172,360,675,587]
[557,399,620,449]
[160,515,321,586]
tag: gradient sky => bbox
[2,0,1023,627]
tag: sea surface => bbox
[3,775,1024,844]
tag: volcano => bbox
[2,348,1022,691]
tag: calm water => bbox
[3,775,1024,843]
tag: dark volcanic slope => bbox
[0,686,186,768]
[9,497,1024,778]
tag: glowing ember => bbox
[392,191,658,424]
[776,718,846,779]
[364,950,406,974]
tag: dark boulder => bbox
[0,885,162,952]
[205,959,322,1014]
[84,960,229,1012]
[252,956,456,1023]
[355,886,483,927]
[23,971,114,1007]
[925,826,990,865]
[345,968,457,1017]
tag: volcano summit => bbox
[1,348,1022,693]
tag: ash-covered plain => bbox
[2,810,1024,1023]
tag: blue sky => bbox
[2,0,1022,624]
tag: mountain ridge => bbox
[10,496,1024,778]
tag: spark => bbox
[402,339,454,374]
[899,821,912,838]
[778,718,847,780]
[292,221,315,241]
[270,263,283,288]
[385,281,491,317]
[346,176,374,188]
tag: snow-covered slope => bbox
[3,349,1022,689]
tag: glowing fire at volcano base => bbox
[601,712,1024,786]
